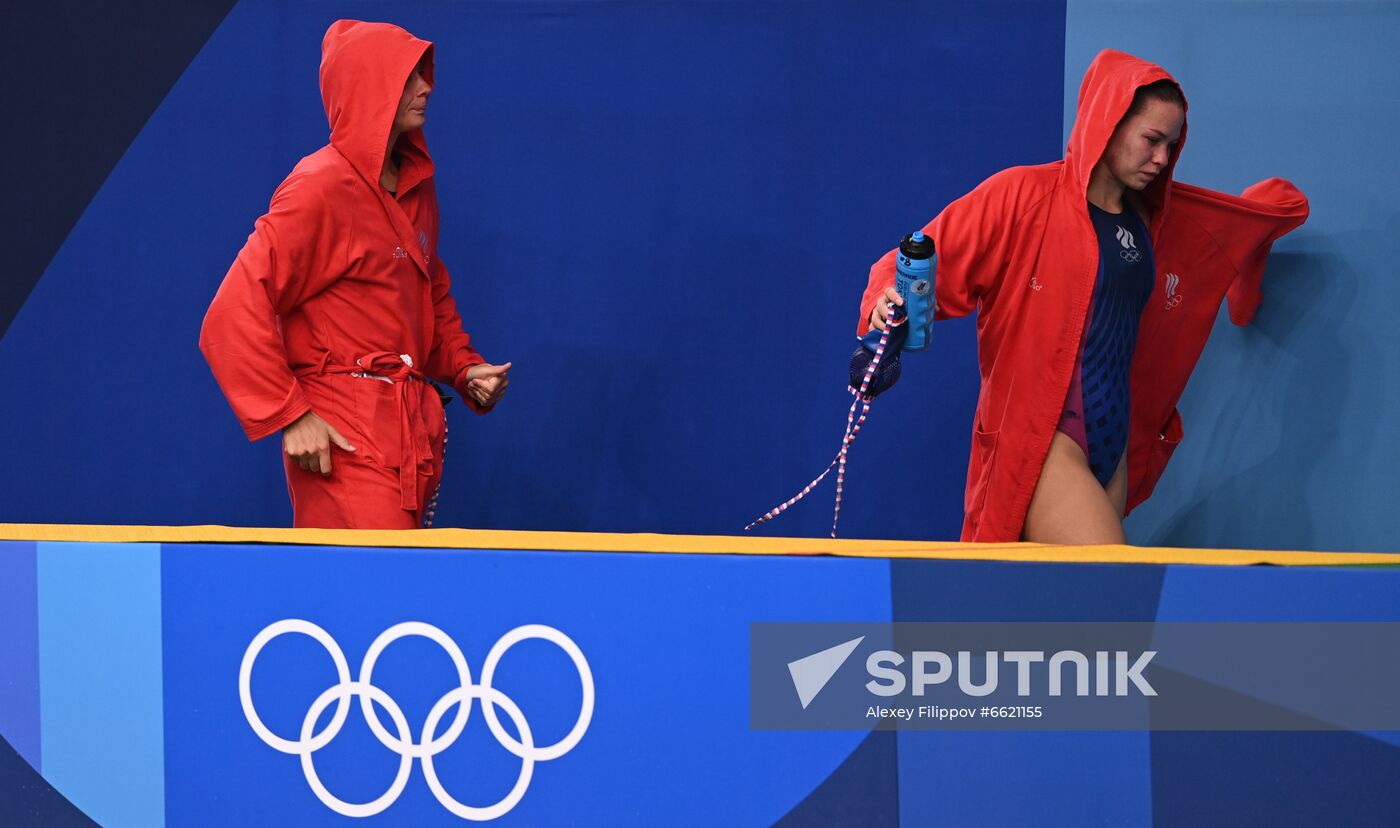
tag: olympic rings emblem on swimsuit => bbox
[239,619,594,821]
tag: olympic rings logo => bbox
[1164,272,1184,310]
[239,619,593,821]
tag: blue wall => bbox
[1066,2,1400,552]
[5,538,1400,825]
[1,1,1394,550]
[0,0,1062,540]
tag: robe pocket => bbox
[1143,407,1184,498]
[1153,407,1183,460]
[350,377,402,468]
[964,424,1000,519]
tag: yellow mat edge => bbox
[2,523,1397,567]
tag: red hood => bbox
[1064,49,1187,221]
[319,20,435,191]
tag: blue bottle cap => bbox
[911,231,925,242]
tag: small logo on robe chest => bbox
[1165,272,1183,309]
[417,230,432,266]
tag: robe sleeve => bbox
[423,254,490,414]
[199,171,347,440]
[857,168,1027,336]
[1169,178,1310,326]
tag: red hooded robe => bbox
[858,49,1309,542]
[200,20,491,528]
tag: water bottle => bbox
[850,231,937,396]
[894,231,935,351]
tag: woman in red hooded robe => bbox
[201,20,511,529]
[859,49,1308,544]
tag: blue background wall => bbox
[0,0,1061,541]
[0,0,1394,550]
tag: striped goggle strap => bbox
[746,304,902,538]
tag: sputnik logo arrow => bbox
[788,636,865,709]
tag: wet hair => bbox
[1125,79,1184,118]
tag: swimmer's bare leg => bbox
[1021,432,1126,544]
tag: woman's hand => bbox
[465,361,512,409]
[283,410,356,475]
[869,286,904,331]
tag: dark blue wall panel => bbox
[0,1,236,336]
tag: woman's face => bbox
[394,57,433,134]
[1101,97,1184,191]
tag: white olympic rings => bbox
[239,619,593,821]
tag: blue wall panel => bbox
[37,543,164,828]
[6,538,1400,823]
[0,541,41,772]
[160,543,890,826]
[1150,564,1400,826]
[891,559,1164,826]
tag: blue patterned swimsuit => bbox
[1056,201,1155,487]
